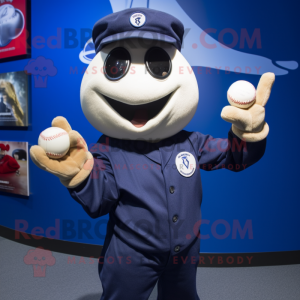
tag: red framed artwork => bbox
[0,0,31,62]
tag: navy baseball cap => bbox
[92,8,184,53]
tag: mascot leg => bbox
[98,236,164,300]
[157,238,200,300]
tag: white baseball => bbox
[38,127,70,159]
[227,80,256,109]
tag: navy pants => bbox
[99,235,201,300]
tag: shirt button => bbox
[172,215,178,223]
[174,246,180,252]
[169,186,175,194]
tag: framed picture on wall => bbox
[0,70,29,127]
[0,141,29,196]
[0,0,31,63]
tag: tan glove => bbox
[30,117,94,188]
[221,72,275,142]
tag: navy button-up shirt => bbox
[69,130,266,254]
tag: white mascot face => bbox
[80,38,199,141]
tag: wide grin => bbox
[103,93,171,128]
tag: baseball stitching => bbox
[40,131,68,141]
[46,152,66,157]
[228,81,256,105]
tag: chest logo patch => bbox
[175,152,196,177]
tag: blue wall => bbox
[0,0,299,253]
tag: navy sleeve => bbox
[68,148,119,219]
[190,129,266,172]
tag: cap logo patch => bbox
[175,152,196,178]
[130,13,146,28]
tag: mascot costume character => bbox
[30,8,274,300]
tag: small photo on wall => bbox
[0,70,29,127]
[0,141,29,196]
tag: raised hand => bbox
[30,117,94,188]
[221,73,275,142]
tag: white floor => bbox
[0,237,299,300]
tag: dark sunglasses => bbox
[104,47,172,81]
